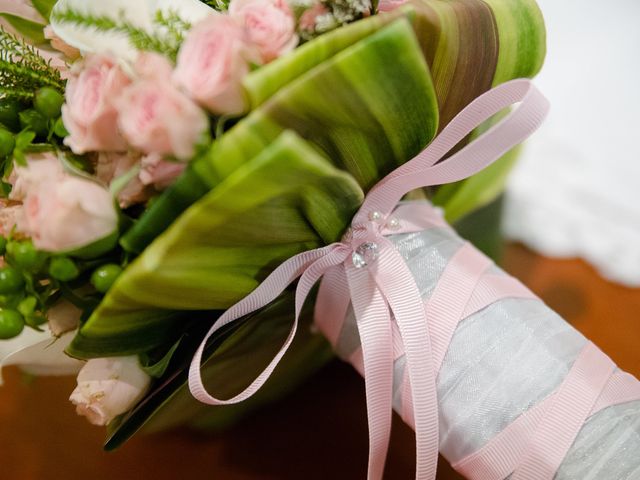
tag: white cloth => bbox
[503,0,640,287]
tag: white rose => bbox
[70,355,151,426]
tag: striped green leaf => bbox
[70,131,363,357]
[427,0,545,219]
[0,13,47,45]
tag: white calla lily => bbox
[0,328,83,385]
[50,0,215,62]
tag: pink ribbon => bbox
[189,79,551,478]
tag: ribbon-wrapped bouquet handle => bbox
[188,79,640,479]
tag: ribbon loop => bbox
[189,79,551,479]
[353,79,549,225]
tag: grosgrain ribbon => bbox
[188,79,550,479]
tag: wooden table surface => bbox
[1,243,639,480]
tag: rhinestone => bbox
[368,211,383,222]
[387,217,400,230]
[352,242,379,268]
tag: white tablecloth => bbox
[503,0,640,286]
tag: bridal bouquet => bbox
[3,0,639,478]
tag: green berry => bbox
[19,109,48,138]
[53,117,69,138]
[34,87,64,119]
[0,236,7,256]
[0,99,22,132]
[49,257,80,281]
[17,296,37,317]
[91,264,123,293]
[6,240,44,271]
[0,267,24,294]
[0,309,24,339]
[0,128,15,157]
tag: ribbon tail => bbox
[346,264,395,480]
[188,244,342,406]
[314,266,351,348]
[374,239,439,480]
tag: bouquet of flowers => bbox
[2,0,638,478]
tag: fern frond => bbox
[0,26,64,100]
[50,7,191,61]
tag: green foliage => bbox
[31,0,58,21]
[70,130,363,357]
[0,26,64,101]
[198,0,229,11]
[50,7,191,61]
[0,13,46,45]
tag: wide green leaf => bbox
[70,131,362,358]
[31,0,57,21]
[484,0,546,86]
[0,13,46,45]
[242,6,413,108]
[426,0,545,217]
[201,18,437,188]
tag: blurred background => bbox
[503,0,640,287]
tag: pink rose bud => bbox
[12,154,119,253]
[62,55,131,154]
[117,75,209,161]
[174,15,250,115]
[229,0,298,63]
[70,356,151,426]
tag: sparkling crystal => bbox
[352,242,379,268]
[386,217,400,230]
[368,211,383,222]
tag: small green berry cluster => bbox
[0,87,67,195]
[0,232,124,340]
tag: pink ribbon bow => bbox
[189,79,550,479]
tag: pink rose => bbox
[96,152,150,208]
[117,76,208,160]
[133,52,174,80]
[229,0,298,63]
[139,153,187,190]
[13,154,118,252]
[9,153,62,202]
[174,15,250,115]
[62,55,131,154]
